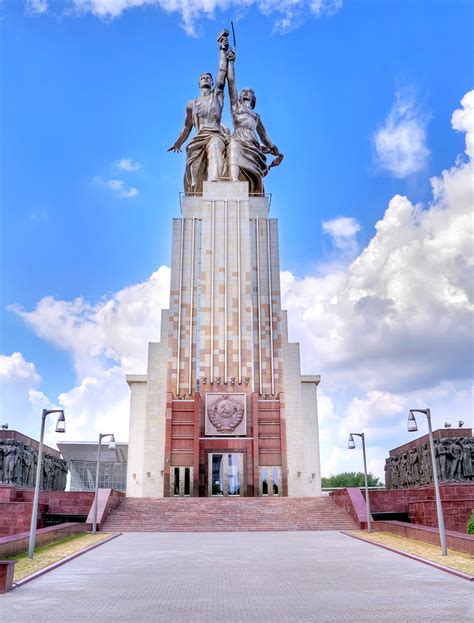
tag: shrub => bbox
[467,512,474,535]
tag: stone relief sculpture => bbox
[206,393,246,435]
[168,28,283,195]
[0,440,67,490]
[384,436,474,489]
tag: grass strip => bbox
[349,530,474,576]
[8,532,111,581]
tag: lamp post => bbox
[28,409,66,559]
[92,433,116,534]
[348,432,372,533]
[408,408,447,556]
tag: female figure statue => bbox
[225,49,283,195]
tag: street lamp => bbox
[28,409,66,559]
[408,408,447,556]
[348,432,372,533]
[91,433,116,534]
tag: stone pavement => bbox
[2,531,472,622]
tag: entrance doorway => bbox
[208,453,243,496]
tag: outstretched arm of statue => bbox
[257,116,284,172]
[226,49,238,109]
[168,102,193,152]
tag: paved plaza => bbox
[2,531,473,622]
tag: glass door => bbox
[208,453,243,496]
[211,454,225,495]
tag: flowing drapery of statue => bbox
[168,29,283,194]
[225,48,283,194]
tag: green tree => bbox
[467,512,474,535]
[321,471,383,488]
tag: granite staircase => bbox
[102,497,357,532]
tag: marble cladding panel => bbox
[167,217,199,397]
[168,188,288,403]
[197,198,254,388]
[250,217,287,397]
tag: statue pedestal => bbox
[127,182,321,497]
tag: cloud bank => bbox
[25,0,342,36]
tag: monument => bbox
[385,428,474,489]
[127,30,321,497]
[0,430,67,491]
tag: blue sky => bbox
[1,0,473,478]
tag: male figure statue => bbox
[225,48,283,195]
[168,31,230,194]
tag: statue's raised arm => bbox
[168,30,230,194]
[225,48,283,195]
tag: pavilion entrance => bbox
[208,453,243,496]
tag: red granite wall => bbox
[0,485,119,537]
[330,488,361,526]
[0,523,89,558]
[0,501,47,536]
[369,482,474,532]
[165,391,286,497]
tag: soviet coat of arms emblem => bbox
[206,394,246,434]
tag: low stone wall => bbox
[0,485,123,537]
[369,483,474,532]
[40,490,95,515]
[372,520,474,556]
[0,523,89,558]
[331,483,474,533]
[330,488,368,528]
[85,488,125,530]
[408,499,473,532]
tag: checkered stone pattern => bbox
[165,183,288,399]
[126,181,322,497]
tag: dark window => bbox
[184,467,191,496]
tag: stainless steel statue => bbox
[168,30,230,194]
[168,28,283,195]
[225,48,283,194]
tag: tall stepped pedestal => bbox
[127,182,322,499]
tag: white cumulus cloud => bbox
[0,352,41,384]
[25,0,48,14]
[451,89,474,160]
[0,353,48,433]
[374,89,430,177]
[284,91,473,393]
[115,157,142,172]
[322,216,361,240]
[39,0,345,36]
[106,178,139,198]
[283,90,474,475]
[8,267,171,442]
[10,266,171,378]
[322,216,361,256]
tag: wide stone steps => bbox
[102,497,356,532]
